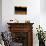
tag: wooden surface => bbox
[7,23,34,46]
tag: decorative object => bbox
[1,31,12,46]
[9,19,19,23]
[36,25,45,46]
[14,6,27,15]
[0,32,5,46]
[25,20,30,23]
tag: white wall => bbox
[2,0,40,46]
[0,0,2,32]
[2,0,46,46]
[2,0,40,31]
[40,0,46,13]
[40,0,46,31]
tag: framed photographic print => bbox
[14,6,27,15]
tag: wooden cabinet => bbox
[7,23,34,46]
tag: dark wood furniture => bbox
[7,23,34,46]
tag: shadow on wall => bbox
[0,0,2,32]
[40,0,46,13]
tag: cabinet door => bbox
[11,31,33,46]
[11,32,28,46]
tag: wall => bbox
[2,0,40,30]
[40,0,46,31]
[2,0,40,46]
[0,0,2,32]
[2,0,46,46]
[40,0,46,13]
